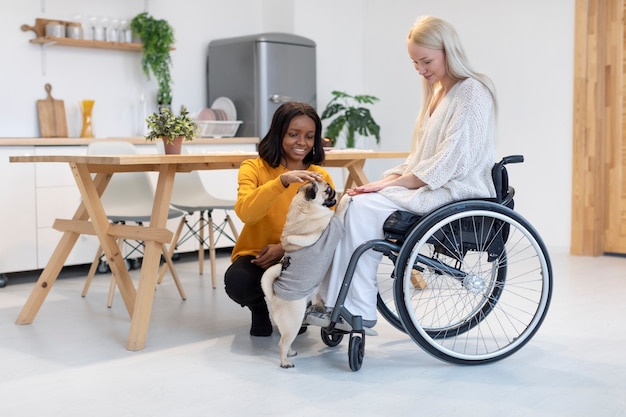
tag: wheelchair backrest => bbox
[492,155,524,206]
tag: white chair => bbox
[81,141,186,306]
[155,145,239,289]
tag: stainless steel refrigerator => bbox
[207,33,316,138]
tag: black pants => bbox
[224,255,266,308]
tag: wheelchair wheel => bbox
[394,201,552,365]
[348,334,365,371]
[321,328,343,347]
[376,255,405,332]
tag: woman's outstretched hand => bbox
[345,179,389,195]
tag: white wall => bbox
[1,0,265,138]
[1,0,574,251]
[295,0,575,252]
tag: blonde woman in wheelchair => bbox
[309,15,498,334]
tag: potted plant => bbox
[145,106,199,154]
[130,12,175,107]
[321,90,381,148]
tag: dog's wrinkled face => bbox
[302,181,337,208]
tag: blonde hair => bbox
[408,16,496,129]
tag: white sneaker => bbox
[335,318,378,336]
[303,310,331,327]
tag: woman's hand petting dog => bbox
[279,170,323,188]
[251,243,285,270]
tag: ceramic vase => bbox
[80,100,95,138]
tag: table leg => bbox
[343,160,368,190]
[15,167,111,325]
[72,164,137,317]
[126,164,177,351]
[15,230,81,324]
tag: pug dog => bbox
[261,180,350,368]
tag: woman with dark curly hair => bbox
[224,102,334,336]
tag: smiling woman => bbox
[222,102,334,337]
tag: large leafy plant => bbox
[130,12,175,106]
[321,91,381,148]
[145,106,198,143]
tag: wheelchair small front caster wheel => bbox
[321,328,343,347]
[0,273,8,288]
[348,334,365,371]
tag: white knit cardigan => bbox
[378,77,496,215]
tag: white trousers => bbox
[320,192,404,323]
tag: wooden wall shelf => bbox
[29,36,144,52]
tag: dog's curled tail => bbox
[261,263,283,302]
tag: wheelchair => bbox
[319,155,553,371]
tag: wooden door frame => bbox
[571,0,623,255]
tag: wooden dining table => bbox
[9,149,408,351]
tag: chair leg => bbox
[82,245,104,297]
[208,212,217,289]
[106,274,117,308]
[225,213,239,240]
[198,211,206,275]
[161,245,186,300]
[106,238,125,308]
[157,215,185,285]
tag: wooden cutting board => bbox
[37,83,68,138]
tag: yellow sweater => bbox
[231,157,334,261]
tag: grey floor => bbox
[1,248,625,417]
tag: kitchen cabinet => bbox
[34,145,99,267]
[0,147,37,274]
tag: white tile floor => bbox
[1,248,625,417]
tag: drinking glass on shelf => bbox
[68,14,83,39]
[94,16,107,41]
[119,19,129,43]
[107,17,120,42]
[84,15,96,40]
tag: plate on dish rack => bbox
[197,120,242,138]
[211,97,237,121]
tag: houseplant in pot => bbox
[145,106,199,154]
[321,90,381,148]
[130,12,175,107]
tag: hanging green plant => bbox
[321,91,381,148]
[130,12,175,106]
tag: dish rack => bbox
[196,120,243,138]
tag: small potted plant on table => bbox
[145,106,199,154]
